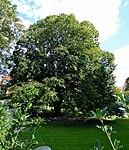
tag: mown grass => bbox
[21,119,129,150]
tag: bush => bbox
[0,101,43,150]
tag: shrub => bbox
[0,102,43,150]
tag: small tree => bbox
[90,108,123,150]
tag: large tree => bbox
[0,0,23,74]
[10,14,116,116]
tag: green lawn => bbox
[22,119,129,150]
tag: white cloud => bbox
[11,0,122,42]
[19,17,33,28]
[113,45,129,87]
[41,0,122,42]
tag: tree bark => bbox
[54,100,62,117]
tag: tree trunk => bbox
[54,100,62,117]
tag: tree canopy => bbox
[10,14,116,116]
[0,0,23,74]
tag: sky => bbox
[11,0,129,87]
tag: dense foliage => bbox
[9,14,116,116]
[77,51,116,115]
[10,79,65,115]
[0,102,43,150]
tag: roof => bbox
[0,74,11,83]
[117,87,123,92]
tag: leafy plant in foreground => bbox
[90,108,123,150]
[91,139,104,150]
[0,102,43,150]
[113,93,129,118]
